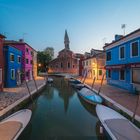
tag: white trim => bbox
[119,45,125,60]
[17,56,21,63]
[130,40,139,58]
[10,53,14,62]
[11,69,15,80]
[119,69,125,81]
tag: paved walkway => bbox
[0,77,46,111]
[79,78,140,120]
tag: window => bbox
[86,61,88,66]
[61,62,63,68]
[26,48,29,53]
[30,60,33,64]
[0,69,2,83]
[92,70,95,75]
[131,41,139,57]
[17,56,21,63]
[11,69,15,80]
[99,70,102,76]
[26,71,29,77]
[67,62,70,68]
[31,51,33,55]
[108,70,111,78]
[107,52,111,61]
[120,46,125,59]
[73,65,75,68]
[26,59,29,64]
[10,53,14,62]
[132,68,140,84]
[120,70,125,80]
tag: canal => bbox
[18,76,102,140]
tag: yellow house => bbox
[83,51,106,80]
[32,50,37,79]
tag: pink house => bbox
[4,39,34,81]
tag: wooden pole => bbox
[91,77,96,88]
[32,75,38,91]
[97,73,105,95]
[132,91,140,122]
[25,80,34,103]
[82,69,88,84]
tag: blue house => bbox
[104,28,140,93]
[4,45,22,87]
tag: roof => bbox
[4,44,22,52]
[84,51,105,61]
[103,28,140,49]
[0,34,6,39]
[4,40,37,52]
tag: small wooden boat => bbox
[64,74,72,79]
[73,83,85,90]
[0,109,32,140]
[47,77,53,83]
[96,105,140,140]
[77,87,103,104]
[68,78,81,84]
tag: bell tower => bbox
[64,30,70,50]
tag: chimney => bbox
[115,35,123,41]
[19,39,24,42]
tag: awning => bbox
[105,63,140,70]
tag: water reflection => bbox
[78,94,96,116]
[53,77,75,113]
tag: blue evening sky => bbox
[0,0,140,57]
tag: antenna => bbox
[102,37,107,46]
[121,24,126,35]
[22,33,27,41]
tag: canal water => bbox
[18,76,102,140]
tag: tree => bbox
[44,47,54,59]
[37,51,52,72]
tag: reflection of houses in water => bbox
[54,77,75,113]
[45,86,55,100]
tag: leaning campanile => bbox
[64,30,70,50]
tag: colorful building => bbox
[104,28,140,93]
[4,39,34,81]
[83,50,106,80]
[0,34,5,91]
[4,45,22,87]
[32,50,37,79]
[49,30,79,75]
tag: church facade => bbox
[49,30,80,75]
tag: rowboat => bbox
[47,77,53,83]
[77,87,103,104]
[96,105,140,140]
[0,109,32,140]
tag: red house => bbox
[0,34,5,91]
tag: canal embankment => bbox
[75,77,140,123]
[0,77,46,120]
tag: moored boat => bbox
[96,105,140,140]
[47,77,53,83]
[77,87,103,104]
[0,109,32,140]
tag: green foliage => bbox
[37,50,52,72]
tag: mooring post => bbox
[25,80,34,103]
[132,90,140,122]
[97,73,105,95]
[32,74,38,91]
[91,77,96,88]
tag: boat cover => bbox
[105,118,140,140]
